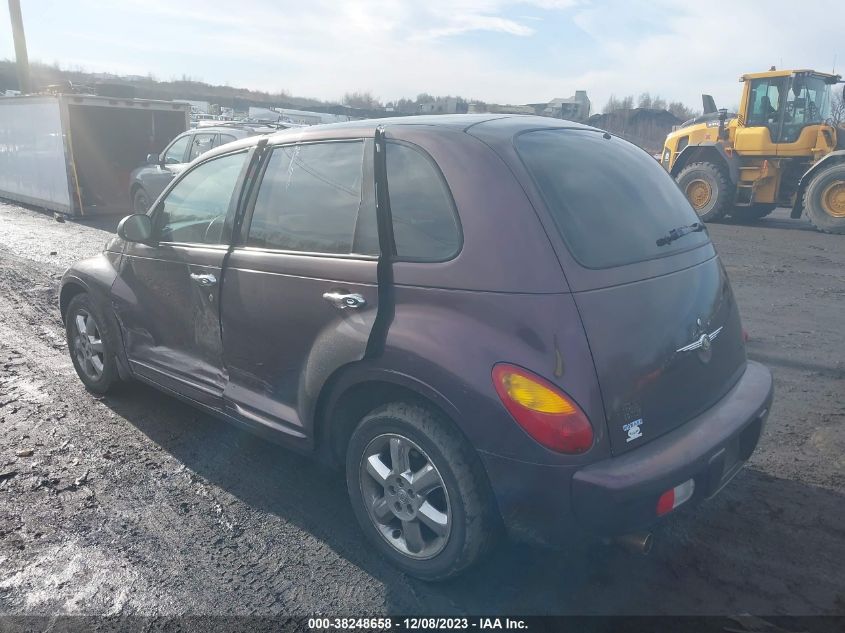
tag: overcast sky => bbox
[2,0,842,110]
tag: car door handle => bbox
[189,272,217,287]
[322,291,366,309]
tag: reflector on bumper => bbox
[656,479,695,516]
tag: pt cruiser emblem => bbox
[676,318,723,363]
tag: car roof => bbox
[271,113,598,136]
[190,125,272,135]
[199,114,602,160]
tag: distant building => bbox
[418,97,460,114]
[529,91,591,122]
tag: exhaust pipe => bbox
[613,532,653,555]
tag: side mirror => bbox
[117,214,153,244]
[146,153,161,165]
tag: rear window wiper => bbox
[656,222,705,246]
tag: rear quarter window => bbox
[515,129,710,269]
[386,142,461,261]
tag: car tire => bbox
[346,402,497,581]
[132,187,151,214]
[803,162,845,234]
[65,293,120,395]
[730,203,777,222]
[676,161,733,222]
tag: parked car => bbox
[128,122,283,214]
[61,115,773,580]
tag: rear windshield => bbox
[515,129,710,269]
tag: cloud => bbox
[567,0,842,110]
[5,0,842,111]
[417,14,535,40]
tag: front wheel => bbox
[65,293,120,394]
[346,402,497,580]
[676,161,733,222]
[803,163,845,234]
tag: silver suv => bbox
[128,123,283,213]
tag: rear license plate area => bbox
[704,438,743,497]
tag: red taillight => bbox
[491,363,593,454]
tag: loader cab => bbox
[736,70,839,156]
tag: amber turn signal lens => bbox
[492,363,593,454]
[498,371,577,414]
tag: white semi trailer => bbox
[0,94,189,216]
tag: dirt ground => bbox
[0,202,843,617]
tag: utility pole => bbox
[8,0,31,94]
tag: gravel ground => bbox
[0,202,843,617]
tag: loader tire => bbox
[730,203,777,222]
[676,161,733,222]
[803,162,845,234]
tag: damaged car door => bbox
[219,138,381,441]
[113,149,250,407]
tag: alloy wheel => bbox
[72,309,105,381]
[359,433,451,559]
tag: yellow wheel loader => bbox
[662,69,845,233]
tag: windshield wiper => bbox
[656,222,705,246]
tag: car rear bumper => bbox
[479,360,774,546]
[571,359,773,535]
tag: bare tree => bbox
[668,100,698,121]
[830,92,845,128]
[602,94,620,113]
[343,91,382,109]
[638,92,667,110]
[604,94,636,113]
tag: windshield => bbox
[515,129,711,269]
[747,74,833,143]
[780,75,832,142]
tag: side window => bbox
[155,151,246,245]
[189,133,216,161]
[747,78,784,127]
[386,142,460,261]
[247,141,371,254]
[217,133,237,146]
[163,135,191,165]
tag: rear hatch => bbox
[515,129,747,454]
